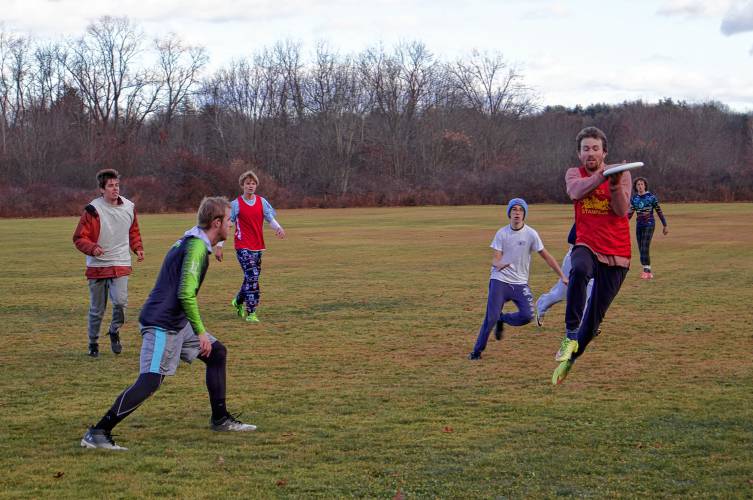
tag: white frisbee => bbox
[603,162,644,176]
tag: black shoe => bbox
[88,343,99,358]
[81,427,127,450]
[467,351,481,360]
[108,331,122,354]
[494,320,504,341]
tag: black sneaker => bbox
[494,320,504,341]
[210,414,257,432]
[109,331,122,354]
[88,343,99,358]
[80,427,127,450]
[467,351,481,361]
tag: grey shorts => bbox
[139,323,217,376]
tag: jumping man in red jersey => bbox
[552,127,632,384]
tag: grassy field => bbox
[1,203,752,498]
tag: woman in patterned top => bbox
[628,177,668,279]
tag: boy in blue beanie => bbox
[468,198,567,360]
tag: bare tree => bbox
[275,40,305,121]
[304,42,368,194]
[0,30,19,156]
[448,49,534,118]
[155,33,208,128]
[62,16,145,133]
[445,50,537,171]
[33,42,68,110]
[358,41,438,180]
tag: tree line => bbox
[1,16,751,217]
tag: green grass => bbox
[1,203,752,498]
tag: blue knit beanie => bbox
[506,198,528,219]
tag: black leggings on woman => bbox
[636,225,655,268]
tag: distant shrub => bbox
[0,184,91,217]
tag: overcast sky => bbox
[3,0,753,112]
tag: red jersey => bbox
[234,195,266,251]
[574,167,631,258]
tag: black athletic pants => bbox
[565,246,628,360]
[95,341,228,431]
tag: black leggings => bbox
[636,225,655,267]
[198,340,227,402]
[97,340,228,430]
[565,246,628,359]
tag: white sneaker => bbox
[210,415,257,432]
[80,427,128,450]
[534,298,545,327]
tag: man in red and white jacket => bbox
[552,127,632,384]
[73,169,144,358]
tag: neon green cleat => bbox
[231,298,246,319]
[245,312,260,323]
[552,359,573,385]
[555,337,579,362]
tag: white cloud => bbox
[721,0,753,34]
[657,0,735,18]
[522,1,572,20]
[527,57,753,112]
[639,53,678,64]
[2,0,349,35]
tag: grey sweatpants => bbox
[87,276,128,343]
[536,248,593,320]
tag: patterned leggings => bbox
[636,225,655,267]
[235,249,263,313]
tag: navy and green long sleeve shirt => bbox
[138,227,212,334]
